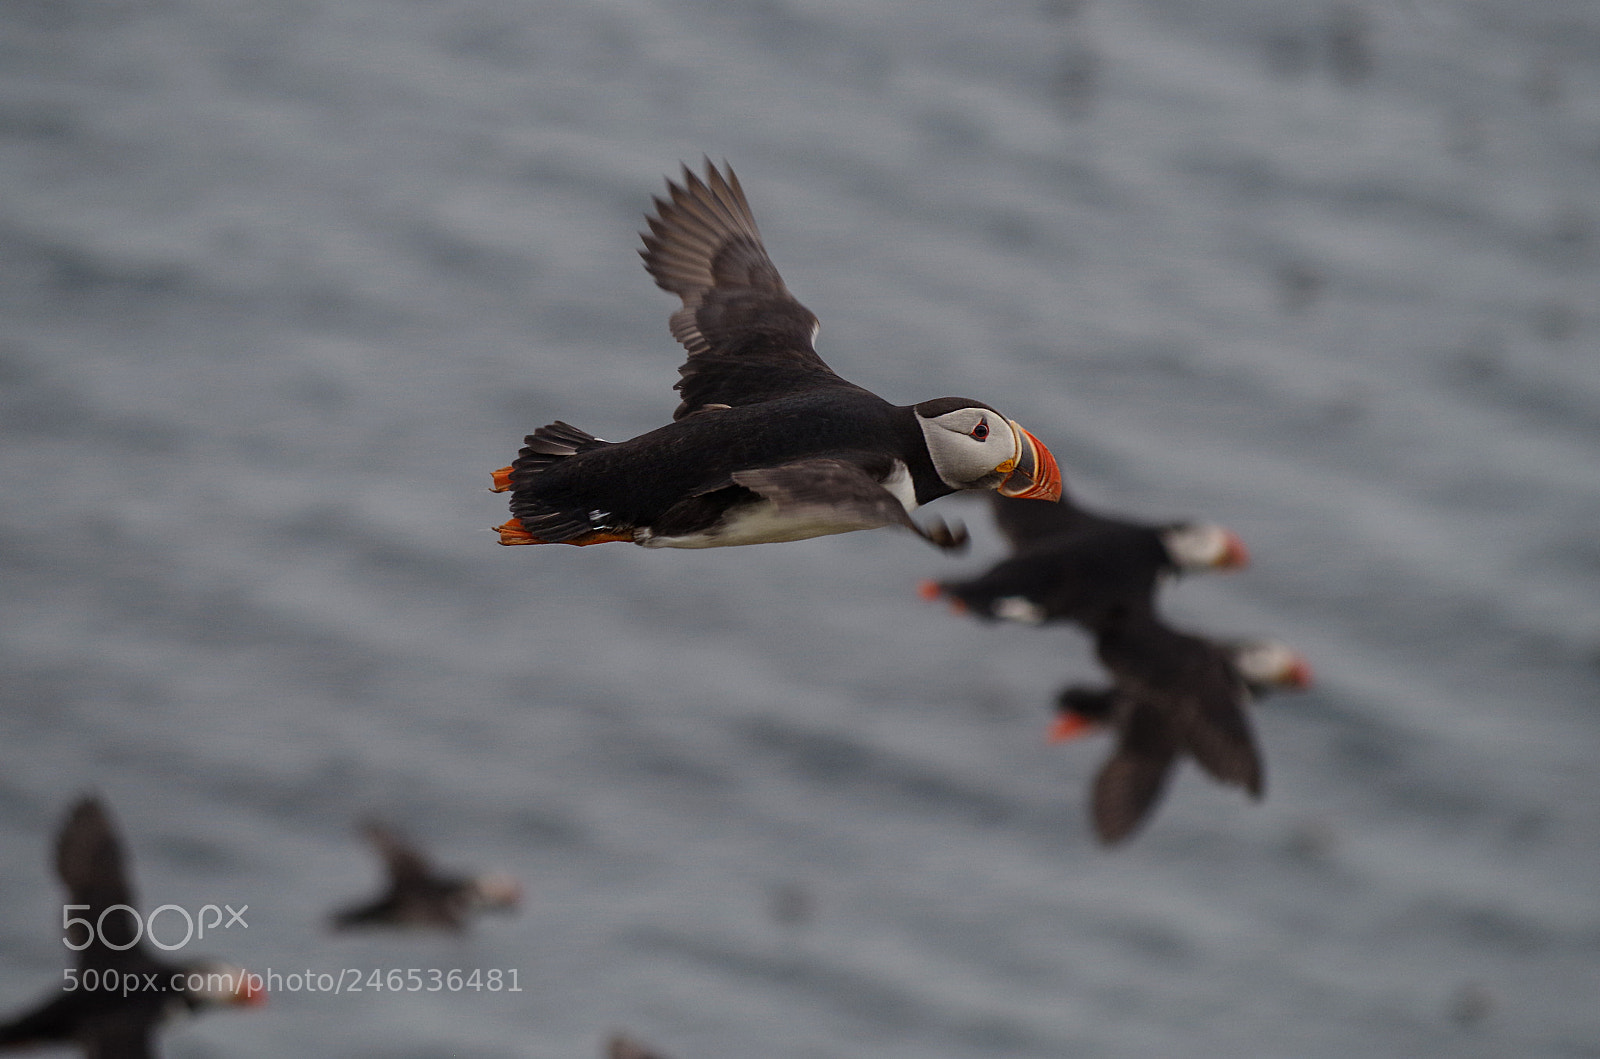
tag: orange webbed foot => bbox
[1046,713,1097,744]
[565,528,635,546]
[490,466,514,493]
[495,519,543,546]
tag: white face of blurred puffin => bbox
[915,403,1062,499]
[1232,640,1314,690]
[1162,522,1252,572]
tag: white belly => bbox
[637,461,919,549]
[638,499,877,549]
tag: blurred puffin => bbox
[492,160,1060,551]
[1055,616,1313,844]
[607,1034,673,1059]
[0,797,263,1057]
[919,493,1249,625]
[329,821,520,932]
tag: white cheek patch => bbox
[919,410,1018,490]
[1165,524,1229,569]
[994,597,1046,624]
[1234,641,1295,684]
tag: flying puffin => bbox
[329,820,521,932]
[919,492,1249,625]
[0,797,263,1058]
[1050,637,1312,844]
[606,1034,673,1059]
[491,160,1061,550]
[1062,605,1312,842]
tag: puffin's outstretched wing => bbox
[731,459,968,550]
[56,797,134,910]
[361,820,437,887]
[1161,663,1265,797]
[55,798,139,959]
[639,160,871,419]
[1090,699,1180,846]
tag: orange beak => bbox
[1047,712,1097,744]
[235,972,268,1007]
[1284,655,1314,689]
[995,422,1062,502]
[1219,530,1251,570]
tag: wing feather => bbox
[730,458,966,549]
[639,160,868,418]
[1088,698,1179,845]
[361,820,437,887]
[55,797,134,913]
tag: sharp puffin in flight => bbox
[492,160,1061,551]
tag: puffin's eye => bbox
[971,420,990,441]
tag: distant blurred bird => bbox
[329,820,520,931]
[1051,635,1313,844]
[492,159,1060,552]
[607,1034,673,1059]
[919,493,1248,626]
[0,797,263,1058]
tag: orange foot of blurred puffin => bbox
[490,466,514,493]
[916,580,966,614]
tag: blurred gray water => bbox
[2,0,1599,1055]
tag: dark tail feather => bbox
[502,421,609,491]
[499,422,624,544]
[518,421,606,470]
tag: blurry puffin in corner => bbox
[606,1034,673,1059]
[492,160,1061,551]
[0,797,263,1057]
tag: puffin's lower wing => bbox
[1091,748,1176,846]
[0,991,79,1047]
[730,459,967,550]
[1168,685,1264,797]
[1089,703,1179,845]
[84,1015,158,1059]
